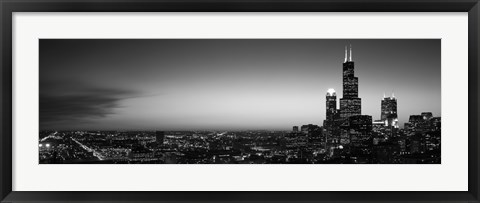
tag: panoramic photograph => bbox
[39,39,441,164]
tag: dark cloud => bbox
[40,81,137,130]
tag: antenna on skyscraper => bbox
[344,45,347,62]
[349,44,352,61]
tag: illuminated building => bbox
[381,93,399,128]
[129,146,155,161]
[373,120,384,125]
[421,112,433,120]
[323,88,342,144]
[405,113,440,134]
[340,45,361,119]
[348,115,373,145]
[349,115,373,133]
[325,88,338,126]
[340,98,362,119]
[408,115,424,126]
[301,124,320,133]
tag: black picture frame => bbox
[1,0,479,202]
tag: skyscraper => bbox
[325,88,337,123]
[381,93,399,128]
[349,115,373,133]
[340,45,362,119]
[324,88,342,144]
[348,115,373,145]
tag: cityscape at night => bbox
[39,39,441,164]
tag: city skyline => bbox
[40,39,441,130]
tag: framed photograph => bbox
[1,0,479,202]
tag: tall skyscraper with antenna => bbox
[340,45,362,119]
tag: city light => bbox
[38,45,441,165]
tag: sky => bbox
[39,39,441,131]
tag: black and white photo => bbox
[39,39,441,164]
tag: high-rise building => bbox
[348,115,373,145]
[339,98,362,119]
[326,88,337,123]
[349,115,373,133]
[381,94,399,128]
[405,113,439,133]
[340,45,362,119]
[292,126,299,132]
[155,131,165,145]
[301,124,320,133]
[409,115,424,124]
[324,88,341,143]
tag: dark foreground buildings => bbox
[313,45,440,164]
[38,45,440,164]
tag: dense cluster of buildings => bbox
[39,45,440,164]
[302,45,440,163]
